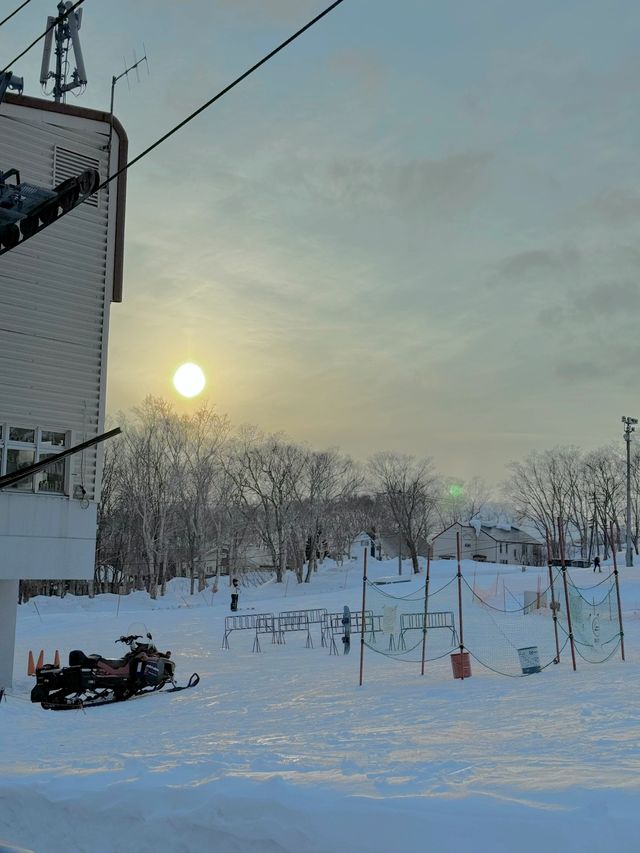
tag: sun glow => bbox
[173,363,206,398]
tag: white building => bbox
[0,93,127,687]
[430,521,545,566]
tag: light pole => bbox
[397,529,402,576]
[622,416,637,568]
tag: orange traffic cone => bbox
[54,650,61,668]
[36,650,44,671]
[27,650,35,676]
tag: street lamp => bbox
[622,416,637,568]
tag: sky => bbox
[4,0,640,486]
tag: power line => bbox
[98,0,346,193]
[1,0,85,74]
[0,0,31,29]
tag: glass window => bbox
[0,424,3,441]
[40,430,66,448]
[9,427,35,443]
[37,453,65,493]
[7,448,35,490]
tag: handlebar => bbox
[116,634,142,645]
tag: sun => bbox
[173,363,206,398]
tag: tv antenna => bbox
[40,1,87,102]
[107,49,149,178]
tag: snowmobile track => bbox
[41,673,200,711]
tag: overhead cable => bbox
[98,0,346,193]
[1,0,85,74]
[0,0,32,29]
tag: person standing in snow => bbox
[593,555,601,573]
[230,577,240,611]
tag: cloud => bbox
[276,150,493,216]
[574,280,640,318]
[328,49,385,95]
[554,360,607,382]
[587,189,640,227]
[494,247,581,286]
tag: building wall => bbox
[0,97,125,506]
[0,97,126,685]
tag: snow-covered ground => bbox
[2,556,640,853]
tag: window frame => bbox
[0,423,71,495]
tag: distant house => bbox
[430,521,545,566]
[349,531,424,561]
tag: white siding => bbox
[0,102,122,504]
[0,99,125,586]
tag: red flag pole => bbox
[545,529,561,664]
[608,522,626,662]
[359,548,368,686]
[420,552,431,676]
[557,517,577,671]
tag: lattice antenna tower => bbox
[40,1,87,102]
[107,48,149,178]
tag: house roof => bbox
[432,521,543,546]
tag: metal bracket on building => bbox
[0,70,23,104]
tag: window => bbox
[0,424,69,494]
[6,448,35,491]
[41,430,66,448]
[10,427,35,443]
[38,453,66,493]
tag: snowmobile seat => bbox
[68,650,129,669]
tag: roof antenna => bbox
[40,1,87,102]
[106,47,149,179]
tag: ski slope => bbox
[2,557,640,853]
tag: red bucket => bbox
[450,651,472,679]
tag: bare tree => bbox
[437,476,492,529]
[118,397,177,599]
[505,447,586,555]
[168,405,230,594]
[295,449,362,581]
[232,430,306,582]
[369,452,440,573]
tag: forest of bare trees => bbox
[23,396,640,601]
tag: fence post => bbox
[359,548,367,687]
[420,552,431,676]
[609,522,626,662]
[557,517,577,671]
[545,528,561,664]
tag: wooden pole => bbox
[456,530,465,678]
[358,548,367,686]
[609,522,626,662]
[546,528,561,664]
[420,552,431,676]
[558,517,577,671]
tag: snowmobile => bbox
[30,633,199,710]
[0,165,100,252]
